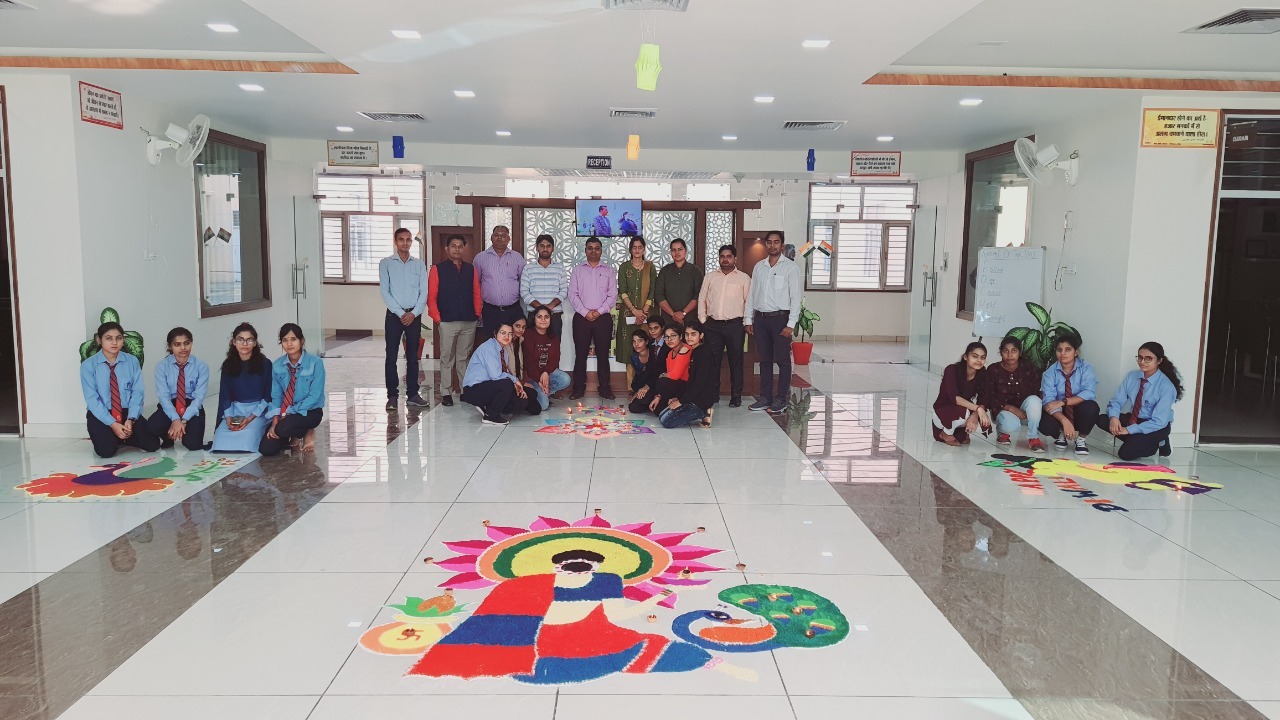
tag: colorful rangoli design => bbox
[535,405,655,439]
[359,513,849,685]
[16,457,242,499]
[979,454,1223,512]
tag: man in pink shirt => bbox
[567,237,617,399]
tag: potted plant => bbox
[791,302,821,365]
[1003,302,1082,370]
[79,307,145,366]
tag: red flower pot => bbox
[792,341,814,365]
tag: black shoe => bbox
[385,398,398,411]
[406,394,429,409]
[481,414,509,426]
[729,397,742,408]
[570,391,585,400]
[441,395,454,407]
[1159,440,1171,458]
[599,388,615,400]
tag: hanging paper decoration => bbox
[628,134,641,160]
[635,43,662,91]
[806,149,816,172]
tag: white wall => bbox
[0,74,87,435]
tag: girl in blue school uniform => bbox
[1038,334,1100,456]
[80,321,162,458]
[211,322,274,453]
[1094,341,1183,461]
[146,327,210,451]
[260,323,326,457]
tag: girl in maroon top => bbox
[932,342,991,446]
[524,306,571,412]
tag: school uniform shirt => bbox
[1107,369,1177,435]
[462,338,521,388]
[1040,359,1097,412]
[155,354,210,422]
[266,352,326,417]
[81,350,144,425]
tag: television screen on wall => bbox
[575,199,642,237]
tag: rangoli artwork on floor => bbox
[979,454,1224,513]
[16,456,244,499]
[360,513,849,685]
[535,405,656,439]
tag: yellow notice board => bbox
[1141,109,1220,148]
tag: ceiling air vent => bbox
[610,107,658,119]
[782,121,847,131]
[357,112,430,123]
[602,0,690,11]
[1185,8,1280,34]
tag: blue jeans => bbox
[995,395,1042,436]
[531,370,572,411]
[659,402,706,428]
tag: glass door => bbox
[293,195,324,355]
[908,206,939,368]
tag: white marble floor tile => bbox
[0,501,175,573]
[588,457,717,504]
[791,696,1034,720]
[236,502,451,573]
[0,570,51,604]
[693,429,806,460]
[480,429,600,458]
[990,508,1234,581]
[1128,509,1280,581]
[309,695,556,719]
[89,572,405,696]
[319,456,482,503]
[720,504,905,576]
[1084,578,1280,702]
[58,695,319,720]
[592,426,701,458]
[556,695,794,718]
[454,456,593,503]
[1254,701,1280,719]
[705,458,845,506]
[1254,581,1280,602]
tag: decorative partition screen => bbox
[703,210,735,269]
[523,209,579,265]
[523,209,694,273]
[482,207,513,250]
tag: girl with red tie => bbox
[146,327,210,451]
[79,321,161,458]
[259,323,326,456]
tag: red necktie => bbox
[175,363,188,417]
[500,347,508,375]
[279,364,298,417]
[1062,373,1075,422]
[108,362,123,423]
[1132,377,1147,422]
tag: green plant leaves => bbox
[78,339,97,363]
[1027,302,1051,329]
[123,332,145,368]
[100,307,120,324]
[79,308,145,366]
[1048,321,1081,344]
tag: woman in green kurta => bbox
[615,236,657,369]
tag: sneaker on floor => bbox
[481,414,509,426]
[441,394,454,407]
[1074,437,1089,455]
[385,398,398,411]
[569,391,585,400]
[475,405,485,419]
[729,397,742,408]
[767,400,786,414]
[1158,439,1171,458]
[1053,434,1068,450]
[748,399,772,412]
[996,432,1011,446]
[406,394,429,408]
[1027,438,1046,453]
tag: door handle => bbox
[929,272,939,307]
[922,271,933,307]
[292,264,308,299]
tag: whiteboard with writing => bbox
[973,247,1044,338]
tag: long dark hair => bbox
[1140,341,1185,401]
[958,341,987,363]
[165,327,192,354]
[531,306,553,334]
[955,341,987,379]
[222,322,266,376]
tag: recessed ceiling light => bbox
[959,98,983,107]
[453,90,476,98]
[495,130,511,137]
[239,84,264,92]
[876,135,894,142]
[391,29,421,39]
[336,126,354,132]
[754,95,775,104]
[722,135,738,141]
[802,39,831,49]
[207,23,238,33]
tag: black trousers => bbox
[704,318,745,400]
[384,310,422,398]
[462,378,527,418]
[87,411,162,458]
[572,313,613,393]
[146,405,207,451]
[527,309,564,340]
[259,409,323,457]
[1094,413,1171,460]
[1038,400,1101,439]
[483,302,524,335]
[754,313,792,403]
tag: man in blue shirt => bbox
[592,206,612,236]
[379,227,430,411]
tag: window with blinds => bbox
[806,183,914,291]
[318,174,425,283]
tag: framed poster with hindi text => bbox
[851,151,901,177]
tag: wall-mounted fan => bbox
[144,114,211,166]
[1014,137,1079,187]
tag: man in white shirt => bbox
[745,231,803,414]
[378,227,430,411]
[698,244,751,408]
[519,233,568,339]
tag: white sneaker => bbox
[1074,438,1089,456]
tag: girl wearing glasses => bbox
[461,322,528,425]
[659,321,719,428]
[211,323,275,452]
[1094,342,1183,460]
[643,324,692,414]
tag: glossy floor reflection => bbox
[2,351,1279,719]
